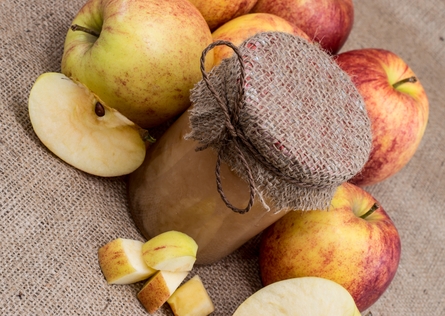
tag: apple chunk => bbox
[167,275,215,316]
[142,231,198,272]
[98,238,156,285]
[233,277,361,316]
[137,270,189,314]
[28,72,147,177]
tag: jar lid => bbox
[187,32,372,213]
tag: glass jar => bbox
[127,110,288,265]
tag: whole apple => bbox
[61,0,214,128]
[335,49,429,186]
[187,0,258,31]
[211,13,310,67]
[251,0,354,54]
[259,182,401,312]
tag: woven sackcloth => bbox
[1,0,445,315]
[188,31,371,213]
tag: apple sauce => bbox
[127,111,287,265]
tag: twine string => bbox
[199,40,255,214]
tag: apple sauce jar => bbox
[127,32,372,264]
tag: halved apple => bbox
[137,270,189,314]
[167,275,215,316]
[28,72,147,177]
[98,238,156,285]
[142,231,198,272]
[233,277,361,316]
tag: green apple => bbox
[335,48,429,186]
[233,277,361,315]
[142,231,198,272]
[167,275,215,316]
[61,0,214,128]
[28,72,147,177]
[259,182,401,312]
[137,270,189,314]
[98,238,156,284]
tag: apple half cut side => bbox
[233,277,361,316]
[28,72,149,177]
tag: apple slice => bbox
[137,270,189,314]
[233,277,361,316]
[98,238,156,285]
[142,231,198,272]
[167,275,215,316]
[28,72,147,177]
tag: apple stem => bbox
[141,130,156,144]
[360,203,379,219]
[70,24,100,37]
[392,76,417,89]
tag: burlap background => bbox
[1,0,444,315]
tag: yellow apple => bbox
[97,238,156,284]
[137,270,189,314]
[187,0,258,30]
[142,231,198,272]
[259,182,401,311]
[167,275,215,316]
[28,72,147,177]
[211,13,310,67]
[233,277,361,315]
[61,0,214,128]
[335,48,429,186]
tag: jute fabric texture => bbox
[188,32,372,213]
[1,0,444,315]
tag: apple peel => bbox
[28,72,147,177]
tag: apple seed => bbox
[95,102,105,117]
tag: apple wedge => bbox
[98,238,156,285]
[167,275,215,316]
[233,277,361,316]
[142,231,198,272]
[28,72,147,177]
[137,270,189,314]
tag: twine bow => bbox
[199,40,256,214]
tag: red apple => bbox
[335,48,429,186]
[259,182,401,312]
[250,0,354,54]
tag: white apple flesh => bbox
[233,277,361,316]
[98,238,156,284]
[28,72,147,177]
[167,275,215,316]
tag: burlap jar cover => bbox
[188,31,373,213]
